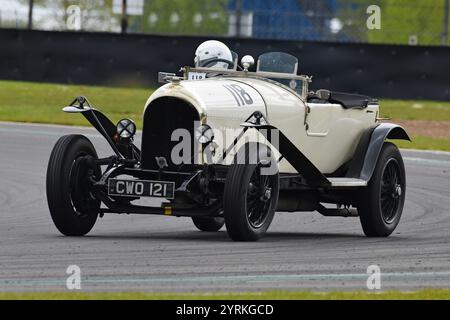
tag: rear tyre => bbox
[358,142,406,237]
[46,135,100,236]
[192,217,225,232]
[223,143,279,241]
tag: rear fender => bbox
[347,123,410,181]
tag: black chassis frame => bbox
[67,97,410,219]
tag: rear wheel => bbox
[46,135,100,236]
[223,143,279,241]
[192,217,224,232]
[358,142,406,237]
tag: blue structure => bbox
[228,0,339,41]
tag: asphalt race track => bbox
[0,122,449,292]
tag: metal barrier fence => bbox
[1,28,449,101]
[1,0,449,46]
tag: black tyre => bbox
[358,142,406,237]
[46,134,100,236]
[223,143,279,241]
[192,217,225,232]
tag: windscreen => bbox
[256,52,304,96]
[257,52,298,74]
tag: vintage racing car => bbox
[46,41,410,241]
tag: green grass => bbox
[0,289,449,300]
[0,80,449,151]
[380,99,450,122]
[0,80,152,129]
[394,135,450,152]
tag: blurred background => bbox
[0,0,449,102]
[1,0,449,46]
[0,0,449,151]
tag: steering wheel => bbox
[200,58,235,69]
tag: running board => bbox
[328,178,368,187]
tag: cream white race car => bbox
[46,50,410,241]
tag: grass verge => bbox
[0,289,449,300]
[0,80,151,128]
[379,99,450,122]
[394,135,450,152]
[0,80,449,151]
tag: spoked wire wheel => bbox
[246,164,277,229]
[380,158,403,224]
[223,143,279,241]
[358,142,406,237]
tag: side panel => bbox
[302,103,379,173]
[229,78,307,173]
[238,78,379,174]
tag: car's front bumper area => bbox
[87,159,225,218]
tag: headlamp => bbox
[117,119,136,139]
[195,124,214,144]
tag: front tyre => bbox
[358,142,406,237]
[192,217,225,232]
[223,143,279,241]
[46,135,100,236]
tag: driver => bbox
[194,40,233,69]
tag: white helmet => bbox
[194,40,233,69]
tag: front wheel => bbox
[223,143,279,241]
[358,142,406,237]
[46,134,100,236]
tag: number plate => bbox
[108,178,175,199]
[188,72,207,81]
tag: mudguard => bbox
[347,123,410,182]
[63,97,140,159]
[83,110,141,159]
